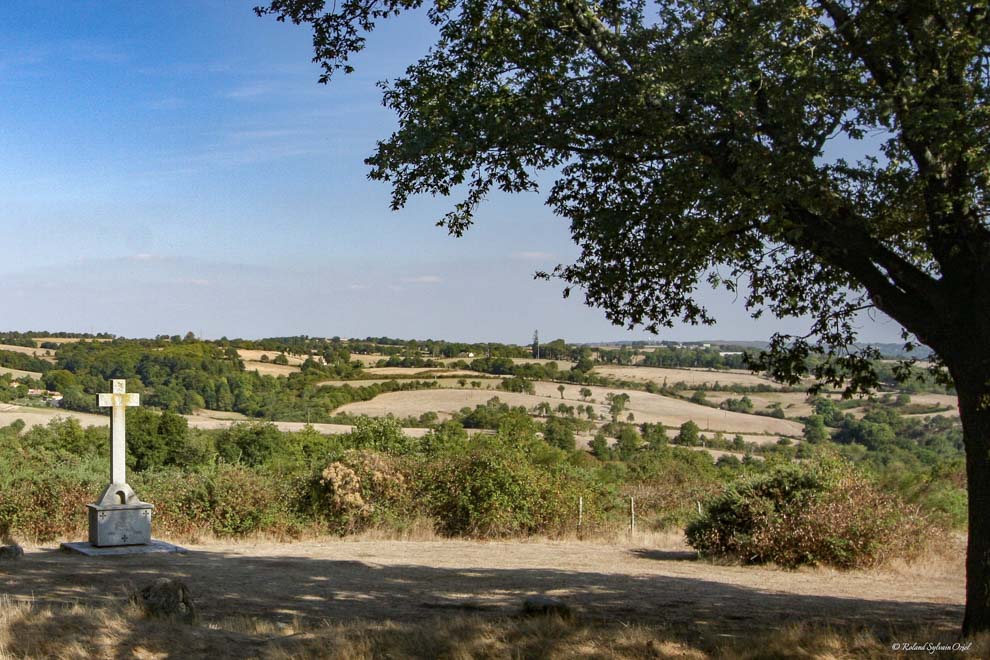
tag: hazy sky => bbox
[0,1,906,344]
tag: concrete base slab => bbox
[60,540,187,557]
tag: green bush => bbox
[136,465,301,538]
[685,457,930,568]
[421,440,594,537]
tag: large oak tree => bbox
[258,0,990,633]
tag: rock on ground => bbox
[0,544,23,560]
[522,595,572,618]
[133,577,196,623]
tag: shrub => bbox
[136,465,300,538]
[314,450,414,533]
[685,456,930,568]
[421,441,594,537]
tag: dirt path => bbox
[2,538,964,636]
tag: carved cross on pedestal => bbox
[98,379,140,486]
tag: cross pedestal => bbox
[87,379,153,547]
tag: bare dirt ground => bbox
[3,536,964,641]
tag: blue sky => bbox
[0,1,906,344]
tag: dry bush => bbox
[686,457,933,569]
[316,450,415,533]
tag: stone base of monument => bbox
[88,502,153,546]
[60,539,187,556]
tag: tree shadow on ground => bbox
[628,548,699,562]
[0,545,964,659]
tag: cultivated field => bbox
[243,361,300,377]
[0,404,108,430]
[317,377,503,388]
[0,535,968,658]
[0,367,41,379]
[236,349,307,365]
[0,344,55,362]
[349,353,390,365]
[696,391,826,417]
[592,365,779,387]
[337,386,804,436]
[363,367,448,376]
[0,404,438,439]
[32,337,112,345]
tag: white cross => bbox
[98,379,140,486]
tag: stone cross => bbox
[98,379,140,486]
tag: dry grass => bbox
[237,350,308,366]
[0,344,49,357]
[0,406,109,430]
[591,365,780,388]
[348,353,389,366]
[32,337,112,345]
[244,361,302,377]
[0,366,41,379]
[316,377,503,388]
[1,535,970,659]
[337,386,803,437]
[2,595,982,660]
[363,367,449,376]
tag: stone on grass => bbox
[133,578,196,623]
[521,595,572,618]
[0,544,23,560]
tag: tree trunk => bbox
[957,368,990,636]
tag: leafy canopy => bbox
[258,0,990,393]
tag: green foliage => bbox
[215,422,288,467]
[675,421,701,446]
[589,431,610,460]
[541,416,577,452]
[613,426,641,461]
[0,350,51,374]
[721,396,754,414]
[421,420,469,454]
[802,415,829,444]
[348,415,415,454]
[498,376,535,394]
[134,465,302,538]
[421,439,594,537]
[686,456,930,568]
